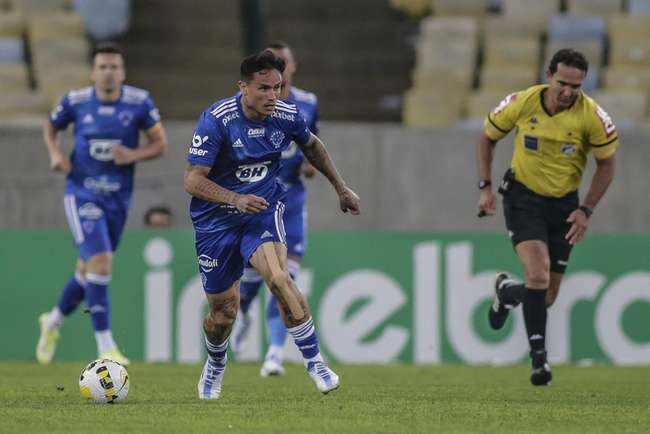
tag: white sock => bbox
[265,345,284,364]
[95,330,117,354]
[46,306,64,330]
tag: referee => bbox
[476,49,617,386]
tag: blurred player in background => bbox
[36,42,168,365]
[184,50,360,399]
[477,49,617,385]
[231,41,319,378]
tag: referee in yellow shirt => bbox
[476,49,617,386]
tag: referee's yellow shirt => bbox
[484,84,619,198]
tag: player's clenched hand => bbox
[234,194,269,214]
[478,189,496,218]
[49,150,71,174]
[338,186,360,215]
[565,209,589,245]
[112,145,137,165]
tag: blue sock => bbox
[240,268,263,314]
[287,317,324,368]
[57,271,86,315]
[85,273,111,331]
[205,336,229,365]
[267,294,287,348]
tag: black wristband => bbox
[579,205,593,218]
[478,180,491,190]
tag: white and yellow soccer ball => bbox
[79,359,130,404]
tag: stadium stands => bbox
[400,0,650,127]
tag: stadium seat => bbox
[567,0,623,15]
[628,0,650,14]
[29,13,85,41]
[502,0,560,20]
[483,38,540,69]
[10,0,71,14]
[0,11,24,37]
[0,37,23,63]
[481,65,538,93]
[0,90,48,117]
[483,15,546,40]
[547,15,607,42]
[0,62,28,90]
[416,16,478,77]
[589,90,647,125]
[38,63,91,104]
[464,89,507,120]
[544,39,604,68]
[431,0,487,16]
[73,0,130,41]
[603,66,650,95]
[402,89,464,127]
[388,0,431,17]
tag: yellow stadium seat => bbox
[31,37,89,72]
[431,0,487,16]
[567,0,623,15]
[388,0,431,17]
[480,66,538,93]
[403,89,464,127]
[0,63,28,91]
[483,16,546,40]
[38,63,91,104]
[0,11,24,37]
[544,39,604,67]
[0,90,48,117]
[602,66,650,93]
[464,90,508,120]
[483,37,541,68]
[10,0,71,15]
[590,90,647,123]
[609,36,650,67]
[502,0,560,19]
[29,12,85,41]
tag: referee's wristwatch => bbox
[579,205,593,218]
[478,180,492,190]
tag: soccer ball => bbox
[79,359,130,403]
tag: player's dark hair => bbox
[240,50,285,82]
[265,40,290,51]
[92,41,124,59]
[548,48,589,74]
[144,205,173,226]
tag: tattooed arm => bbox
[184,165,268,213]
[297,133,361,214]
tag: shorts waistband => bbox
[512,180,578,202]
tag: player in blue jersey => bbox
[36,42,168,365]
[184,50,360,399]
[231,41,319,377]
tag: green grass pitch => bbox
[0,362,648,433]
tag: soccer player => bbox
[477,49,617,385]
[36,42,168,365]
[184,50,360,399]
[231,41,319,378]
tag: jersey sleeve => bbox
[139,95,162,131]
[49,93,75,130]
[483,92,522,141]
[290,106,312,145]
[310,103,320,136]
[187,111,223,167]
[587,103,619,159]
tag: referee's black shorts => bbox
[502,180,578,274]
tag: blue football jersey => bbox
[49,85,161,205]
[187,94,312,232]
[278,86,319,188]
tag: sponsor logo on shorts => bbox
[78,202,104,220]
[247,127,265,138]
[83,177,121,193]
[198,254,219,272]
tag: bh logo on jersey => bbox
[198,254,218,272]
[189,134,209,157]
[236,161,269,183]
[89,139,122,162]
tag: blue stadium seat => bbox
[0,37,23,63]
[73,0,130,41]
[548,15,606,41]
[628,0,650,14]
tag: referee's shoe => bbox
[488,272,517,330]
[530,349,552,386]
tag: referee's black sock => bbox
[501,283,526,305]
[523,288,547,352]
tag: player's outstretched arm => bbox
[43,121,70,174]
[298,133,360,214]
[184,164,269,214]
[113,124,168,165]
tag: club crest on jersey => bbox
[198,254,218,272]
[118,110,134,127]
[247,127,265,138]
[236,161,269,183]
[270,130,285,148]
